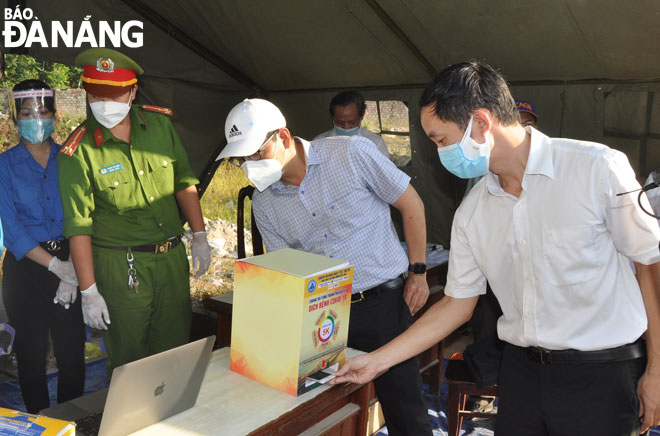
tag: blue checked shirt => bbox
[252,136,410,292]
[0,139,65,260]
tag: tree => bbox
[0,54,82,89]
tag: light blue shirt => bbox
[0,138,64,260]
[252,136,410,292]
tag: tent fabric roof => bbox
[27,0,660,92]
[11,0,660,245]
[126,0,660,90]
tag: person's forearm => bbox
[70,235,95,289]
[371,295,478,371]
[175,185,205,233]
[636,262,660,374]
[393,185,426,264]
[24,245,55,268]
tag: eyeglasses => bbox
[227,130,279,167]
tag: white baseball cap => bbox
[216,98,286,161]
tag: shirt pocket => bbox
[541,224,600,287]
[14,186,43,223]
[94,170,141,212]
[148,157,176,195]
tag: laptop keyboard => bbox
[75,411,103,436]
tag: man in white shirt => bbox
[332,61,660,435]
[314,91,390,158]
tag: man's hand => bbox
[403,273,429,316]
[53,281,77,309]
[80,283,111,330]
[329,353,388,386]
[638,369,660,433]
[191,231,211,278]
[48,257,78,286]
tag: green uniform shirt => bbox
[58,105,199,246]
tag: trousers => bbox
[348,284,432,436]
[92,243,192,374]
[496,341,647,436]
[2,245,85,413]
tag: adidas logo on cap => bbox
[228,124,242,138]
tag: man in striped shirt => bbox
[217,98,433,436]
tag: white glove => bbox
[191,231,211,279]
[48,257,78,286]
[80,283,110,330]
[53,280,78,309]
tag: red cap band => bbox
[82,65,137,87]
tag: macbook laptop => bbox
[42,335,215,436]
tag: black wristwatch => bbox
[408,262,427,274]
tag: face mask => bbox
[436,116,491,179]
[333,125,360,136]
[89,90,132,129]
[18,118,54,144]
[241,159,283,191]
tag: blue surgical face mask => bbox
[333,125,360,136]
[18,118,54,144]
[436,116,490,179]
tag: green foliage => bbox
[0,54,82,89]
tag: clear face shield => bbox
[11,89,56,144]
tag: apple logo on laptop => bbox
[154,382,165,397]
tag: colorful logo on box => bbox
[317,315,335,343]
[307,280,316,293]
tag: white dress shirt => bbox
[314,127,390,159]
[446,127,660,351]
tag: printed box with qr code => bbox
[230,248,353,396]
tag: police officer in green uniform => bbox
[58,48,211,372]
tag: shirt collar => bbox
[87,105,142,145]
[270,137,316,192]
[12,137,58,164]
[485,127,554,196]
[524,127,554,179]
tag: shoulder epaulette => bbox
[60,126,87,156]
[141,104,173,116]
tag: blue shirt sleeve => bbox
[0,152,40,260]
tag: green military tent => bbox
[11,0,660,245]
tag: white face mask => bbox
[89,89,133,129]
[241,159,283,191]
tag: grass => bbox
[200,162,252,227]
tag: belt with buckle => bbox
[523,340,645,365]
[39,240,66,253]
[93,236,182,254]
[351,275,405,303]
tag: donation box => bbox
[230,248,353,396]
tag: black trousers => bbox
[2,245,86,413]
[496,342,647,436]
[348,285,432,436]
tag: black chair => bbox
[237,186,264,258]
